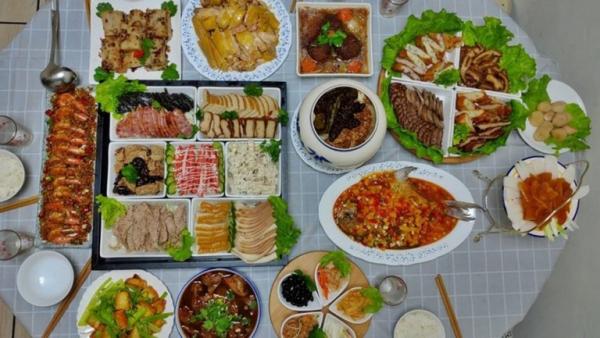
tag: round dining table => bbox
[0,0,579,337]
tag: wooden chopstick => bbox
[0,195,40,214]
[42,258,92,338]
[435,274,463,338]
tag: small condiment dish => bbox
[16,250,74,307]
[322,313,357,338]
[280,312,324,338]
[329,286,374,324]
[278,272,322,312]
[314,262,350,306]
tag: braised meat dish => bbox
[460,45,509,92]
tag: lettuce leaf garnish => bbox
[360,287,384,314]
[319,250,351,277]
[167,229,193,262]
[95,75,146,118]
[462,17,513,50]
[268,196,301,259]
[433,68,460,87]
[96,195,127,229]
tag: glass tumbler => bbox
[0,230,34,260]
[0,116,32,146]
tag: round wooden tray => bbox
[268,251,371,338]
[376,68,483,164]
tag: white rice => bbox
[394,310,444,338]
[0,153,25,200]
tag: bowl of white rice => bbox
[0,149,25,202]
[394,309,445,338]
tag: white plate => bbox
[99,198,191,258]
[295,2,373,77]
[290,104,352,175]
[17,251,73,307]
[503,156,580,237]
[322,313,357,338]
[277,272,322,311]
[319,161,475,265]
[106,141,167,199]
[0,149,25,202]
[88,0,182,84]
[280,312,324,338]
[109,86,197,142]
[394,309,445,338]
[76,270,174,338]
[196,86,282,141]
[167,141,225,198]
[518,80,588,154]
[329,287,373,325]
[181,0,292,81]
[225,140,282,198]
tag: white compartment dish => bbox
[314,260,350,306]
[196,86,282,141]
[225,140,282,198]
[88,0,182,84]
[277,272,322,312]
[190,197,237,258]
[106,141,167,199]
[100,198,191,258]
[329,287,374,325]
[280,312,324,338]
[166,141,225,198]
[518,80,588,154]
[323,313,357,338]
[109,86,197,142]
[297,79,386,170]
[296,2,373,77]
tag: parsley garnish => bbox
[191,298,249,337]
[167,228,193,261]
[309,327,327,338]
[139,38,155,65]
[277,108,289,126]
[151,99,162,110]
[259,139,281,162]
[293,269,317,292]
[196,108,204,121]
[221,110,239,120]
[161,63,180,80]
[316,22,347,48]
[243,83,263,97]
[93,67,113,83]
[120,164,139,183]
[96,2,113,17]
[161,0,178,16]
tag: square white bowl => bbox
[88,0,182,84]
[99,198,191,258]
[225,140,282,198]
[295,2,373,77]
[107,141,167,199]
[109,86,197,142]
[196,86,282,141]
[166,141,225,198]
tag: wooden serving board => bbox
[376,69,483,164]
[268,251,371,338]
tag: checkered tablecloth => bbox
[0,0,579,337]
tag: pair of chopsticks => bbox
[435,274,463,338]
[0,195,39,213]
[42,258,92,338]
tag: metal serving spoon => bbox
[40,0,78,93]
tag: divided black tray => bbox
[91,80,288,270]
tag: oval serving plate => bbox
[518,80,588,154]
[76,270,175,338]
[318,161,475,265]
[181,0,292,81]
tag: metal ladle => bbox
[40,0,78,93]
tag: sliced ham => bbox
[116,106,194,138]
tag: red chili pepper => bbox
[133,49,144,58]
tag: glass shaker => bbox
[379,275,408,305]
[380,0,409,18]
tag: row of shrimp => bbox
[39,89,97,245]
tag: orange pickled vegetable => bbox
[301,57,318,73]
[519,172,572,227]
[337,9,353,22]
[317,268,329,299]
[348,60,362,73]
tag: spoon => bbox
[40,0,78,93]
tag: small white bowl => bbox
[280,312,324,338]
[278,272,322,311]
[394,309,445,338]
[329,287,374,324]
[298,79,386,170]
[17,251,74,307]
[0,149,25,203]
[314,262,350,306]
[323,313,357,338]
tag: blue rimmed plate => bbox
[181,0,292,81]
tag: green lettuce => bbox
[521,74,552,112]
[319,251,351,278]
[380,75,444,163]
[452,123,471,145]
[167,229,193,262]
[547,103,591,152]
[96,195,127,229]
[381,10,463,70]
[268,196,301,259]
[360,287,384,314]
[462,17,513,50]
[499,44,537,93]
[434,68,460,87]
[95,75,146,118]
